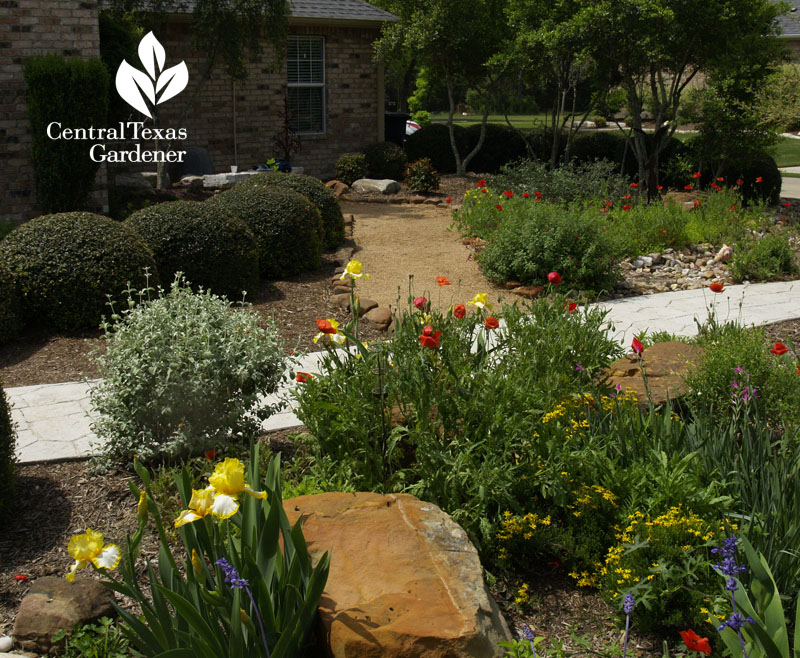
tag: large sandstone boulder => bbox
[284,492,511,658]
[605,340,704,406]
[13,576,116,653]
[351,178,401,195]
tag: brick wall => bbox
[1,1,107,223]
[155,21,383,179]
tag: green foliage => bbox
[0,381,16,523]
[90,276,286,467]
[98,10,142,124]
[210,186,322,279]
[730,232,798,283]
[410,110,431,127]
[0,212,157,332]
[488,159,630,205]
[403,157,440,193]
[363,141,407,181]
[237,173,345,249]
[334,153,368,186]
[757,64,800,133]
[405,123,469,173]
[23,55,109,212]
[0,258,22,345]
[52,617,132,658]
[476,201,621,293]
[106,450,328,658]
[687,321,800,424]
[570,131,627,164]
[126,200,259,299]
[718,155,782,206]
[464,123,528,173]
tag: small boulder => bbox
[605,341,705,407]
[13,577,116,654]
[352,178,402,195]
[325,180,350,198]
[364,306,392,330]
[511,285,544,299]
[284,492,512,658]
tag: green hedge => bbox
[126,201,259,299]
[464,124,527,173]
[0,212,158,331]
[0,259,22,345]
[364,141,407,180]
[718,155,782,205]
[405,123,469,173]
[0,381,15,522]
[23,55,109,212]
[210,186,322,279]
[237,173,345,249]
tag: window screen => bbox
[287,36,325,134]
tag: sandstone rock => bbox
[14,577,116,654]
[503,281,523,290]
[331,293,351,309]
[364,306,392,330]
[284,493,511,658]
[424,198,440,205]
[511,285,544,299]
[408,195,427,204]
[605,341,705,407]
[332,294,378,316]
[325,180,350,198]
[352,178,401,195]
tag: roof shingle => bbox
[175,0,398,23]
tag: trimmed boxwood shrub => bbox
[405,123,469,173]
[364,141,407,180]
[125,200,259,299]
[464,123,527,173]
[0,380,15,522]
[335,153,368,186]
[0,212,158,332]
[0,260,22,345]
[237,173,345,249]
[718,155,781,205]
[570,131,626,164]
[210,186,322,279]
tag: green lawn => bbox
[771,136,800,168]
[430,112,554,130]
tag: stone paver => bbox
[9,279,800,464]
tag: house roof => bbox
[775,0,800,37]
[176,0,398,24]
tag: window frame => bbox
[286,35,326,136]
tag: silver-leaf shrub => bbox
[90,274,286,467]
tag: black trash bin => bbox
[384,111,410,146]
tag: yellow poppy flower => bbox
[467,292,492,311]
[339,260,370,280]
[174,486,216,528]
[66,528,120,582]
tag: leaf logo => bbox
[116,32,188,119]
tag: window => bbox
[287,36,325,134]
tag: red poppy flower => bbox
[436,276,451,287]
[771,342,789,355]
[504,190,513,198]
[736,179,744,186]
[684,184,693,191]
[709,282,724,293]
[624,194,632,199]
[316,319,337,334]
[446,196,452,204]
[547,271,562,285]
[535,191,543,199]
[729,204,738,211]
[693,200,702,208]
[476,179,486,187]
[755,176,763,183]
[204,449,218,461]
[657,185,663,190]
[548,561,560,567]
[481,188,488,194]
[567,302,578,313]
[622,204,631,211]
[419,325,442,349]
[711,183,721,191]
[496,204,503,211]
[14,574,28,582]
[632,336,644,356]
[661,228,667,233]
[413,296,428,310]
[604,201,613,207]
[453,304,466,319]
[784,202,792,208]
[485,316,499,329]
[716,177,725,182]
[680,630,711,656]
[692,172,702,179]
[630,183,638,188]
[296,372,313,383]
[522,192,530,198]
[796,365,800,374]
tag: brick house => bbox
[776,1,800,59]
[1,0,397,223]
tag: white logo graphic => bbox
[116,32,188,119]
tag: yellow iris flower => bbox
[66,528,120,582]
[467,292,492,311]
[174,486,216,527]
[339,260,370,280]
[313,318,346,345]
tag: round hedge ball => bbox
[0,212,158,332]
[209,186,322,279]
[0,258,22,345]
[126,200,259,299]
[237,173,345,249]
